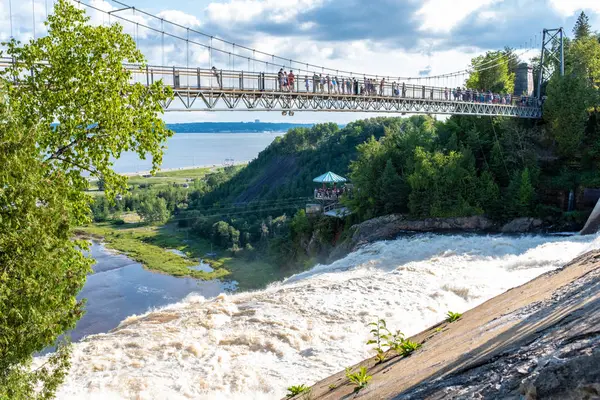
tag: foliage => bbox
[0,1,172,397]
[466,49,516,94]
[367,318,411,363]
[446,311,463,322]
[1,0,172,199]
[407,147,482,218]
[379,159,408,214]
[367,319,390,363]
[544,72,598,157]
[138,196,170,224]
[345,366,372,393]
[398,340,421,356]
[573,11,592,40]
[286,384,310,398]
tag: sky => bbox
[1,0,599,124]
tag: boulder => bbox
[501,217,543,233]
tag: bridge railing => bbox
[127,64,541,108]
[0,57,541,110]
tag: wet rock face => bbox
[346,215,495,250]
[396,255,600,400]
[501,217,544,233]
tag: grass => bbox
[77,222,229,280]
[77,221,290,289]
[154,167,213,178]
[85,167,214,195]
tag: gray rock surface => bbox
[337,214,495,254]
[501,217,544,233]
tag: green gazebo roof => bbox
[313,171,347,183]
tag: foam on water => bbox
[52,233,600,399]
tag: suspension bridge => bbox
[2,0,566,119]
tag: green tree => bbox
[138,197,170,224]
[466,50,516,94]
[573,11,591,40]
[407,147,481,218]
[544,73,598,157]
[505,168,535,217]
[0,1,172,397]
[378,159,408,214]
[571,36,600,83]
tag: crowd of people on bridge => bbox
[208,66,538,107]
[443,87,537,106]
[271,68,537,106]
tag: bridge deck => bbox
[134,66,542,118]
[0,59,542,118]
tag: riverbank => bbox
[119,161,247,178]
[77,222,295,291]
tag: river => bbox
[112,132,283,173]
[69,242,236,343]
[50,232,600,400]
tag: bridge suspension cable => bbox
[73,0,541,85]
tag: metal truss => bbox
[537,27,565,100]
[163,89,542,118]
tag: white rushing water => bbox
[54,233,600,400]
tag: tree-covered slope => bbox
[196,117,436,207]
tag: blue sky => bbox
[1,0,599,124]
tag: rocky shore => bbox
[301,249,600,399]
[329,215,547,261]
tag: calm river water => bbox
[113,132,283,173]
[72,242,235,342]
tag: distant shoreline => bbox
[166,121,320,134]
[120,161,247,177]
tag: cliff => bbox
[301,249,600,399]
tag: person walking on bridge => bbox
[288,70,295,92]
[379,78,385,96]
[211,66,222,89]
[278,68,285,91]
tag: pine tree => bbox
[573,11,591,40]
[379,159,408,214]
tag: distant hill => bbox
[166,122,318,133]
[195,117,427,206]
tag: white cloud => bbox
[157,10,201,27]
[416,0,500,33]
[205,0,323,25]
[548,0,600,16]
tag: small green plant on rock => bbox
[400,339,421,356]
[286,384,310,398]
[367,318,390,363]
[446,311,462,322]
[384,329,406,354]
[345,366,372,393]
[367,318,411,361]
[328,383,337,390]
